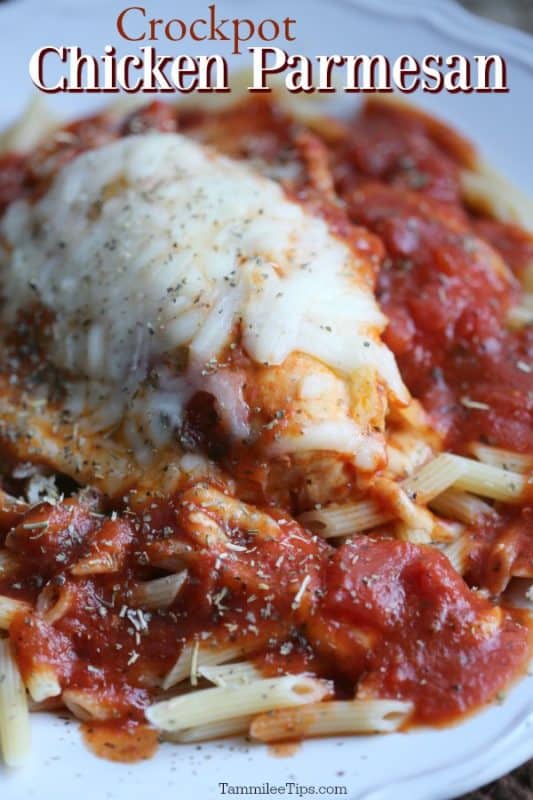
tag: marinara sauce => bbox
[335,102,532,456]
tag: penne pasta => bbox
[440,535,471,575]
[148,554,189,572]
[506,292,533,328]
[299,500,391,538]
[70,552,120,576]
[198,661,262,688]
[299,454,466,538]
[129,571,188,610]
[163,639,268,691]
[62,690,119,722]
[0,639,31,767]
[0,595,31,630]
[146,675,330,733]
[401,454,468,504]
[469,443,533,474]
[28,696,65,713]
[507,304,533,329]
[164,714,253,743]
[36,582,74,625]
[430,489,495,524]
[0,95,59,155]
[461,164,533,231]
[26,666,62,704]
[300,453,525,538]
[450,457,525,503]
[249,699,413,742]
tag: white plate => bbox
[0,1,532,798]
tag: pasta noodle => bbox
[129,571,188,610]
[164,715,253,743]
[250,699,413,741]
[146,675,330,733]
[36,582,74,624]
[26,666,62,704]
[0,595,30,630]
[0,95,59,155]
[299,453,467,537]
[199,661,262,688]
[461,163,533,231]
[62,690,118,722]
[451,457,525,503]
[440,535,470,575]
[162,639,269,691]
[507,301,533,329]
[298,500,390,538]
[299,453,525,538]
[0,639,31,767]
[469,443,533,474]
[401,453,468,503]
[429,489,496,524]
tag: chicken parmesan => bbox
[0,130,407,507]
[0,95,530,767]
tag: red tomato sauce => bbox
[81,721,159,763]
[463,505,533,596]
[335,104,532,455]
[323,537,527,723]
[333,101,473,208]
[0,487,529,732]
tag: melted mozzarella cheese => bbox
[0,132,408,473]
